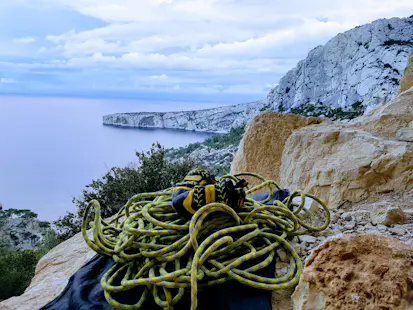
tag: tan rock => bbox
[272,288,294,310]
[0,230,95,310]
[400,50,413,93]
[343,198,413,226]
[354,87,413,142]
[292,234,413,310]
[231,112,322,186]
[280,125,413,209]
[370,206,407,226]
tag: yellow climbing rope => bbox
[82,170,330,310]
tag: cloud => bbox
[1,0,413,101]
[149,74,168,80]
[0,78,17,84]
[13,37,36,44]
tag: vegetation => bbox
[0,228,63,301]
[0,142,199,301]
[167,126,245,159]
[290,101,365,120]
[383,39,413,46]
[0,249,38,300]
[55,143,198,240]
[0,209,38,219]
[259,103,272,112]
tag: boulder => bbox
[292,234,413,310]
[400,50,413,93]
[280,124,413,209]
[0,230,95,310]
[231,112,322,186]
[354,87,413,142]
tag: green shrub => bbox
[0,249,38,300]
[55,143,198,240]
[383,39,413,46]
[290,101,365,120]
[36,229,64,257]
[0,228,65,300]
[167,126,245,161]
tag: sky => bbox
[0,0,412,103]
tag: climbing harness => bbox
[82,169,330,310]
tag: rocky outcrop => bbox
[0,230,95,310]
[0,209,49,250]
[279,56,413,210]
[230,112,323,185]
[292,234,413,310]
[400,50,413,93]
[353,86,413,142]
[268,17,413,112]
[103,100,268,133]
[280,124,413,209]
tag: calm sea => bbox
[0,95,219,220]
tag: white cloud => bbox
[13,37,36,44]
[0,78,17,84]
[2,0,413,99]
[149,74,168,80]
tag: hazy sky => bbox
[0,0,412,103]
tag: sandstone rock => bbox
[292,234,413,310]
[299,235,317,245]
[341,210,371,224]
[370,206,407,226]
[0,230,95,310]
[231,112,322,186]
[272,288,294,310]
[343,221,356,230]
[400,50,413,93]
[354,86,413,142]
[280,125,413,209]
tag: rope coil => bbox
[82,171,330,310]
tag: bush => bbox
[36,229,64,257]
[290,101,365,120]
[0,227,65,301]
[167,126,246,161]
[55,143,198,240]
[0,249,38,300]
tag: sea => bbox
[0,95,219,221]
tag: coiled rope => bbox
[82,171,330,310]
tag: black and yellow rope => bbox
[82,169,330,310]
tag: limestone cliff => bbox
[268,16,413,113]
[103,100,268,133]
[0,209,49,251]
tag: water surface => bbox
[0,95,218,220]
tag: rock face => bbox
[400,50,413,93]
[0,209,49,250]
[354,86,413,142]
[0,230,95,310]
[280,124,413,209]
[103,100,268,133]
[292,234,413,310]
[231,112,323,185]
[268,17,413,112]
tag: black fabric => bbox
[42,190,289,310]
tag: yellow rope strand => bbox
[82,172,330,310]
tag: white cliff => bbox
[268,16,413,112]
[103,100,268,133]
